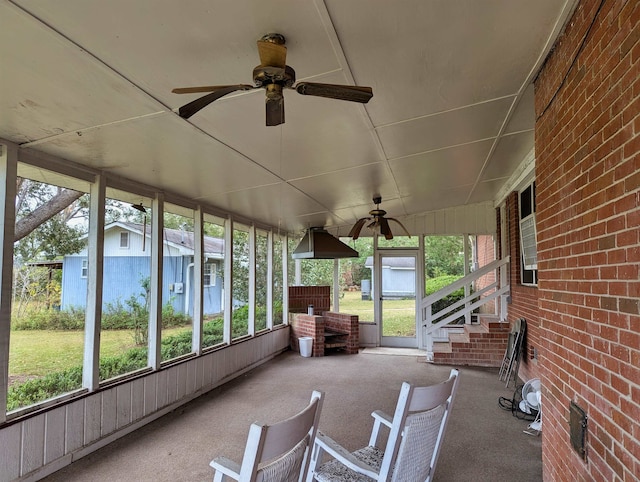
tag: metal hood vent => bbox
[292,227,358,259]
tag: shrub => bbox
[8,310,248,410]
[426,275,467,324]
[11,306,84,331]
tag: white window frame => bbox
[119,231,130,249]
[204,262,216,287]
[81,259,88,278]
[519,181,538,286]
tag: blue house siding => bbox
[60,257,88,308]
[381,267,415,298]
[61,256,222,316]
[364,256,416,299]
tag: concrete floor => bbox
[42,349,542,481]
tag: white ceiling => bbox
[0,0,577,237]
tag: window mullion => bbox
[0,143,17,422]
[83,173,105,391]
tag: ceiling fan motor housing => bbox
[253,65,296,88]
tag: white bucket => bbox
[299,337,313,357]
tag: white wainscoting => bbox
[0,327,290,481]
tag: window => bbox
[519,181,538,285]
[202,215,225,350]
[99,192,152,381]
[9,169,90,412]
[232,225,250,340]
[204,262,216,286]
[161,205,195,362]
[119,231,129,248]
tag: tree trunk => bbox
[14,189,83,241]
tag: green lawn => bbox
[9,327,188,378]
[338,291,416,337]
[9,293,418,379]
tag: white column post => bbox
[333,258,340,312]
[266,230,274,329]
[192,206,204,354]
[83,173,105,390]
[223,217,233,343]
[282,233,289,324]
[148,193,164,369]
[248,224,256,336]
[0,143,17,421]
[463,234,471,325]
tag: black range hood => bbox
[292,227,358,259]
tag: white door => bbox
[375,251,419,348]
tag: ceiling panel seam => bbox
[8,0,177,135]
[315,0,402,210]
[374,94,518,130]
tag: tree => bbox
[14,189,83,242]
[14,179,87,263]
[424,236,465,278]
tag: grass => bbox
[9,293,419,379]
[338,291,416,337]
[9,326,189,378]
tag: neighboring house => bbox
[61,222,224,317]
[364,256,416,299]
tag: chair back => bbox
[239,390,324,482]
[379,369,459,482]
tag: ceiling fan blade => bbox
[388,218,411,238]
[348,218,368,240]
[172,85,246,94]
[257,39,287,68]
[295,83,373,103]
[176,84,254,119]
[379,217,393,240]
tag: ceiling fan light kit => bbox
[172,33,373,126]
[348,196,410,240]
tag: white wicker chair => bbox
[306,369,459,482]
[211,390,324,482]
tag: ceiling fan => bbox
[348,196,411,240]
[172,33,373,126]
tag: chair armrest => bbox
[313,432,379,480]
[369,410,393,446]
[371,410,393,428]
[210,456,241,480]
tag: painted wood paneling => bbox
[131,378,145,422]
[65,399,84,453]
[44,407,66,464]
[116,384,132,430]
[143,373,158,416]
[416,202,495,235]
[21,415,45,474]
[0,423,21,480]
[0,329,289,480]
[156,370,168,409]
[84,395,101,445]
[101,387,117,437]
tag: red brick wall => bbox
[534,0,640,479]
[288,286,331,313]
[324,312,360,355]
[475,234,496,314]
[504,192,541,382]
[290,314,325,356]
[290,312,359,356]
